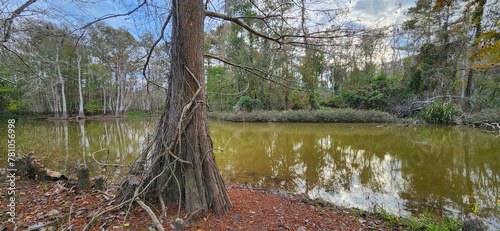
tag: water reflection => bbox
[209,122,500,228]
[0,119,154,179]
[0,119,498,228]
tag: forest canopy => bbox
[0,0,499,117]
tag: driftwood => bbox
[409,95,476,111]
[8,152,105,190]
[13,152,68,181]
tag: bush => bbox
[341,89,388,110]
[84,104,101,114]
[208,109,396,123]
[418,102,458,124]
[235,96,263,112]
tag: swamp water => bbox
[1,118,499,228]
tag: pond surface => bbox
[1,118,499,228]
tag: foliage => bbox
[209,109,396,123]
[418,101,458,124]
[470,109,500,123]
[1,0,499,119]
[84,104,101,114]
[340,89,388,110]
[234,96,263,112]
[371,204,462,231]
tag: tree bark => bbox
[115,75,121,117]
[464,0,487,97]
[50,76,59,118]
[120,0,232,216]
[77,48,86,119]
[55,49,68,119]
[102,84,107,115]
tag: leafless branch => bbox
[1,44,40,79]
[1,0,38,43]
[205,54,305,91]
[205,10,281,44]
[205,10,361,48]
[142,12,172,91]
[0,76,15,85]
[207,79,249,96]
[68,0,147,35]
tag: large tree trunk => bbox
[120,0,232,216]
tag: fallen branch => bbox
[82,199,133,231]
[136,198,165,231]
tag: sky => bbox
[5,0,418,32]
[351,0,416,27]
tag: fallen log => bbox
[4,152,105,190]
[13,152,67,181]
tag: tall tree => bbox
[464,0,488,97]
[76,45,86,119]
[121,0,232,216]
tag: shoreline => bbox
[2,108,498,126]
[208,109,398,123]
[0,179,467,230]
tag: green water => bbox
[1,119,499,228]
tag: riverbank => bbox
[0,179,467,231]
[208,109,398,123]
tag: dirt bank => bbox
[0,180,401,230]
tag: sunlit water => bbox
[1,118,499,228]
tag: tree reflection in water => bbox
[1,119,497,228]
[209,122,500,229]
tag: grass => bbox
[369,204,462,231]
[208,109,397,123]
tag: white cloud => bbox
[351,0,415,27]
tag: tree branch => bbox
[205,10,281,44]
[68,0,147,35]
[142,12,172,91]
[1,0,38,44]
[136,198,165,231]
[1,44,40,79]
[205,54,304,91]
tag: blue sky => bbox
[7,0,417,29]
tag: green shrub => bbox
[341,89,388,110]
[208,109,396,123]
[419,102,458,124]
[235,96,263,112]
[320,95,343,108]
[84,104,101,114]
